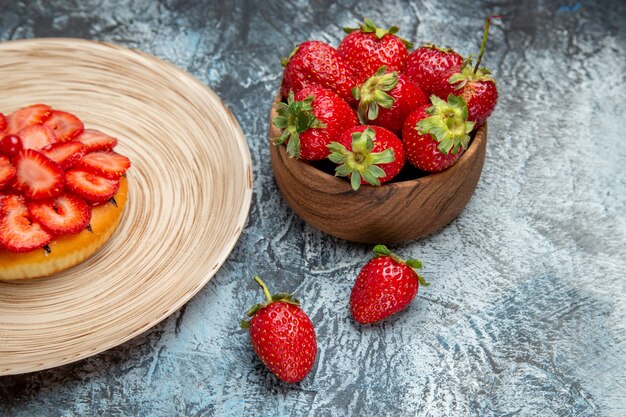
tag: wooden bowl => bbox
[268,94,487,244]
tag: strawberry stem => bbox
[254,276,273,303]
[473,16,501,75]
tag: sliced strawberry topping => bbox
[76,129,118,152]
[0,155,16,189]
[0,194,51,252]
[65,169,119,203]
[13,149,64,200]
[5,104,52,135]
[17,124,57,150]
[76,151,130,179]
[0,113,6,132]
[28,193,91,236]
[41,141,85,170]
[44,110,84,142]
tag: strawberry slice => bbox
[0,155,16,189]
[28,193,91,235]
[17,124,57,150]
[41,141,85,170]
[44,110,84,142]
[6,104,52,135]
[76,151,130,179]
[65,169,119,203]
[76,129,118,152]
[0,113,6,132]
[13,149,64,200]
[0,194,51,252]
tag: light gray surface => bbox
[1,0,625,416]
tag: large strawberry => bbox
[350,245,429,324]
[281,40,358,106]
[241,276,317,383]
[402,95,475,172]
[352,66,427,134]
[403,44,464,98]
[327,125,405,190]
[338,18,412,83]
[273,87,358,160]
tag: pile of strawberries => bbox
[273,17,499,189]
[0,104,130,252]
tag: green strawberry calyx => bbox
[327,127,395,191]
[373,245,429,286]
[240,276,300,329]
[416,94,475,155]
[272,91,327,158]
[344,18,413,49]
[280,45,300,67]
[352,66,398,124]
[420,42,457,54]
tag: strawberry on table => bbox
[28,193,91,236]
[327,125,405,190]
[41,141,85,170]
[0,194,51,252]
[5,104,52,135]
[403,44,464,98]
[350,245,429,324]
[402,94,475,172]
[12,149,65,200]
[241,276,317,384]
[65,169,120,203]
[44,110,85,142]
[0,155,16,189]
[75,150,131,179]
[76,129,118,152]
[272,86,358,160]
[17,124,57,150]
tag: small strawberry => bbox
[0,155,16,189]
[338,18,412,83]
[241,276,317,384]
[272,87,358,160]
[403,44,464,98]
[352,66,427,134]
[0,134,23,157]
[281,40,358,106]
[12,149,65,200]
[402,95,475,172]
[65,169,120,203]
[0,113,6,132]
[5,104,52,135]
[41,141,85,170]
[76,129,118,152]
[17,124,57,150]
[75,151,131,179]
[28,193,91,236]
[0,194,51,252]
[44,110,85,142]
[350,245,428,324]
[327,125,404,190]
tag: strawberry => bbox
[76,129,118,152]
[44,110,84,142]
[12,149,64,200]
[281,40,358,106]
[241,276,317,383]
[17,124,57,150]
[65,169,119,203]
[0,194,51,252]
[327,125,405,190]
[272,87,358,160]
[402,95,475,172]
[28,193,91,236]
[5,104,52,135]
[0,155,16,189]
[403,44,464,98]
[0,134,23,157]
[75,151,130,179]
[0,113,6,132]
[352,67,427,134]
[350,245,428,324]
[41,141,85,170]
[338,18,412,83]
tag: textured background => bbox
[1,0,625,416]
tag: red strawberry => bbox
[65,169,119,203]
[338,18,412,83]
[5,104,52,135]
[403,44,464,98]
[44,110,84,142]
[0,134,23,157]
[402,95,475,172]
[352,67,427,134]
[281,40,358,106]
[241,276,317,383]
[41,141,85,170]
[12,149,64,200]
[272,86,358,160]
[75,151,130,179]
[76,129,118,152]
[28,193,91,236]
[327,125,405,190]
[350,245,428,324]
[0,155,16,189]
[0,113,6,132]
[17,124,57,150]
[0,194,51,252]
